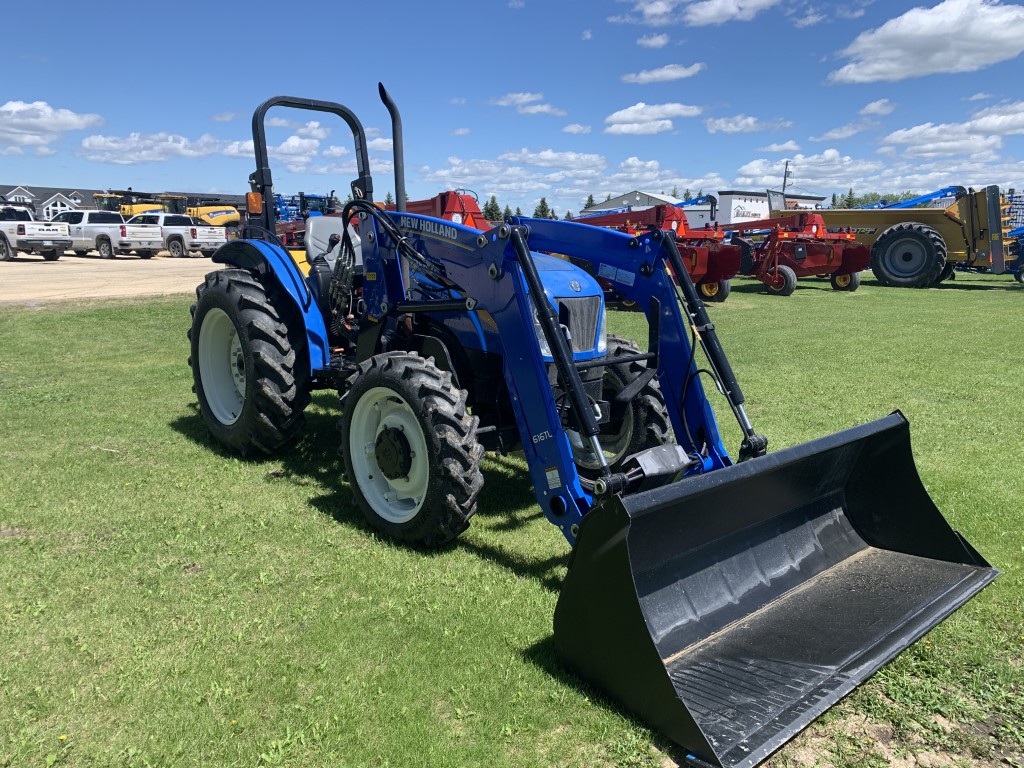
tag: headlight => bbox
[597,304,607,354]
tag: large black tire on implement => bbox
[340,352,484,548]
[871,222,946,287]
[188,268,310,456]
[570,335,671,479]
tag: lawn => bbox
[1,272,1021,768]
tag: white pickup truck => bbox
[126,212,227,257]
[50,209,160,259]
[0,202,72,261]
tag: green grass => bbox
[1,272,1022,768]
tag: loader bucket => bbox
[554,412,996,768]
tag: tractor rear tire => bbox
[699,279,731,303]
[569,335,671,479]
[97,239,114,259]
[871,223,946,288]
[188,268,310,456]
[340,352,484,548]
[766,265,797,296]
[0,237,13,261]
[830,271,860,291]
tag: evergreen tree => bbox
[503,204,513,218]
[482,195,501,220]
[565,210,574,220]
[843,188,857,208]
[831,193,840,208]
[683,188,692,201]
[533,197,551,218]
[550,208,558,220]
[605,193,612,201]
[584,193,596,210]
[384,192,394,205]
[515,206,523,216]
[671,185,680,198]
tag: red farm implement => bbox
[571,204,741,303]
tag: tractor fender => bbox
[213,239,330,372]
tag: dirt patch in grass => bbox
[764,711,1019,768]
[0,526,27,538]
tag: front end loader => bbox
[187,85,997,768]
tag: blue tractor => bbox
[187,85,997,768]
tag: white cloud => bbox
[810,119,875,141]
[705,114,791,133]
[637,32,669,47]
[493,92,565,116]
[34,146,57,157]
[829,0,1024,83]
[880,101,1024,161]
[452,127,471,136]
[860,98,895,116]
[683,0,783,25]
[222,139,254,158]
[367,137,394,151]
[758,140,802,152]
[793,11,825,26]
[604,101,702,134]
[322,145,350,158]
[296,121,330,140]
[509,0,524,7]
[451,97,467,106]
[211,112,237,122]
[734,148,886,189]
[622,62,705,83]
[968,92,992,101]
[582,29,593,39]
[79,132,224,164]
[563,123,592,134]
[605,120,675,135]
[266,117,292,128]
[0,100,102,149]
[498,148,607,170]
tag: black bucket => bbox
[554,412,997,768]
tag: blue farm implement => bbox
[187,85,997,768]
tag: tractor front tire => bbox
[188,268,310,456]
[569,335,671,479]
[0,237,13,261]
[871,223,946,288]
[830,271,861,291]
[698,279,731,303]
[766,265,797,296]
[340,352,484,548]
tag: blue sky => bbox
[3,0,1024,217]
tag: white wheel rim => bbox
[349,387,429,523]
[198,307,245,425]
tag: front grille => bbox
[557,296,601,352]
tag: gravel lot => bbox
[0,251,219,305]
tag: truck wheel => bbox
[168,239,185,258]
[698,279,730,302]
[0,237,15,261]
[340,352,484,548]
[568,335,671,479]
[97,239,114,259]
[871,223,946,288]
[188,269,310,456]
[830,271,860,291]
[766,265,797,296]
[43,250,61,261]
[136,250,155,259]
